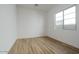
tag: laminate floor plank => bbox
[8,37,79,54]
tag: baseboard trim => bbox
[0,51,8,54]
[47,36,79,53]
[17,36,48,40]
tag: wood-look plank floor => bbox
[8,37,79,54]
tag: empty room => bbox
[0,4,79,54]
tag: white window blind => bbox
[56,11,63,29]
[55,5,76,30]
[64,6,76,30]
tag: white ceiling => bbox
[17,4,55,12]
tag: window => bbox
[64,6,76,30]
[56,11,63,25]
[56,11,63,29]
[55,5,76,30]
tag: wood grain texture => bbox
[8,37,79,54]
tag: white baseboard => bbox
[17,35,46,39]
[0,51,8,54]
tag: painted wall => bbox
[17,6,47,39]
[47,4,79,48]
[0,5,17,53]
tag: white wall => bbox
[47,4,79,48]
[0,4,17,53]
[17,6,47,39]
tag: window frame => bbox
[56,11,63,26]
[63,5,77,30]
[55,4,77,30]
